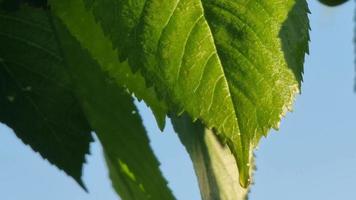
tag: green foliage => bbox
[0,2,174,199]
[0,3,92,188]
[51,0,309,187]
[54,21,175,199]
[0,0,314,199]
[49,0,168,129]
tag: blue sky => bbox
[0,1,355,199]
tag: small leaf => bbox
[0,2,92,188]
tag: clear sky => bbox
[0,1,355,200]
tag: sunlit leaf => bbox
[49,0,168,130]
[54,19,175,200]
[51,0,310,186]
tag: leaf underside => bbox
[0,2,175,199]
[54,16,176,200]
[51,0,310,187]
[49,0,168,130]
[0,2,92,187]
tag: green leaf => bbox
[51,0,309,187]
[53,18,175,200]
[0,2,93,188]
[0,2,174,198]
[48,0,168,130]
[172,114,253,200]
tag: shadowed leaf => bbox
[0,2,92,188]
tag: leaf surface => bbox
[49,0,168,129]
[0,2,92,188]
[0,3,174,198]
[50,0,310,187]
[53,19,175,200]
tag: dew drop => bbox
[131,110,136,114]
